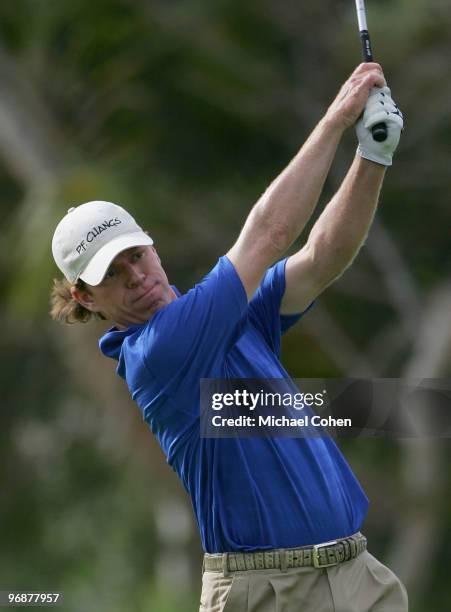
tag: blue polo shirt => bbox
[100,256,368,553]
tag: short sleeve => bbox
[248,258,314,356]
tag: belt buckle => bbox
[312,540,338,568]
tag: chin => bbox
[140,300,163,320]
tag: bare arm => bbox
[281,155,386,314]
[227,117,343,299]
[227,63,386,299]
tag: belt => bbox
[204,532,367,573]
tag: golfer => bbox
[51,64,407,611]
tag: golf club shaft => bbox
[355,0,388,142]
[356,0,373,60]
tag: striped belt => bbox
[204,532,367,573]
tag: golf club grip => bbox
[359,30,388,142]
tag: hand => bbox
[356,86,404,166]
[325,63,387,131]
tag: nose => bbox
[125,264,146,289]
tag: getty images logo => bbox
[75,218,122,255]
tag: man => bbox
[51,63,407,611]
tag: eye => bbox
[104,268,116,279]
[132,250,144,261]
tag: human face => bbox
[72,246,176,328]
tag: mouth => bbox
[133,282,159,304]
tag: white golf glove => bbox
[356,86,404,166]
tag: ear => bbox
[70,285,101,313]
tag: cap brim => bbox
[79,231,153,286]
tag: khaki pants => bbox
[199,550,408,612]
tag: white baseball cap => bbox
[52,201,153,286]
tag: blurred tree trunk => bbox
[0,40,177,469]
[303,169,450,600]
[390,285,451,594]
[1,1,450,607]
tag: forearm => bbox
[306,155,386,282]
[227,63,388,299]
[241,116,344,256]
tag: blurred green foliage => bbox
[0,1,450,610]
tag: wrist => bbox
[355,150,388,173]
[356,145,392,167]
[320,113,347,139]
[323,98,359,133]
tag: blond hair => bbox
[50,278,106,324]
